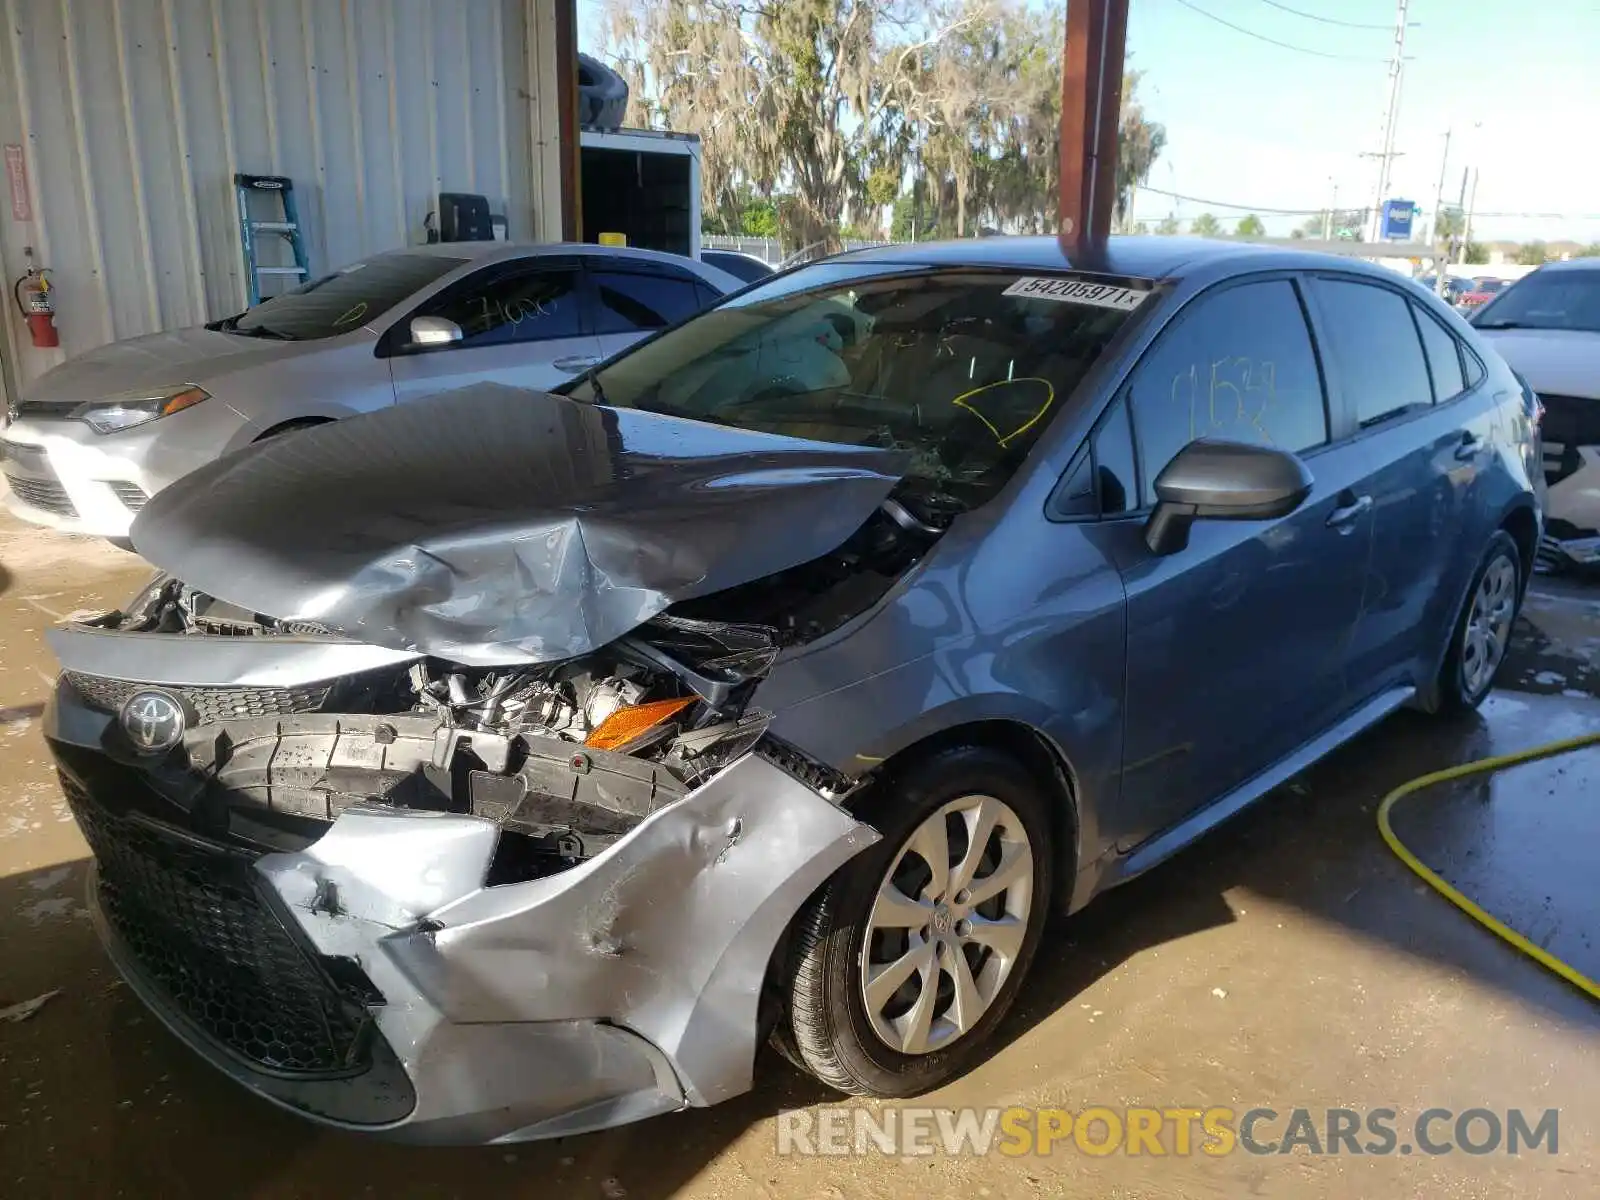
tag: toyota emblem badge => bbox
[119,690,186,754]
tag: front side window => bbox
[419,265,584,346]
[1313,279,1433,428]
[227,252,466,341]
[569,266,1151,510]
[1125,279,1328,505]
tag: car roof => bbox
[1528,257,1600,274]
[825,235,1409,285]
[369,240,742,290]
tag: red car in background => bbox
[1458,277,1508,311]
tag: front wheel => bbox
[778,745,1055,1097]
[1438,531,1523,711]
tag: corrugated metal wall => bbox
[0,0,564,399]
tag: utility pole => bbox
[1323,178,1338,241]
[1364,0,1411,242]
[1431,127,1451,295]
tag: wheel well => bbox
[871,719,1081,905]
[253,416,333,442]
[1500,505,1537,587]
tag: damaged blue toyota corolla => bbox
[45,237,1541,1143]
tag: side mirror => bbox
[1144,438,1313,556]
[409,314,463,347]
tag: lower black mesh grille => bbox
[64,776,377,1077]
[63,671,331,725]
[4,471,77,517]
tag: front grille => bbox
[63,672,331,726]
[4,471,77,518]
[109,482,148,512]
[63,775,377,1077]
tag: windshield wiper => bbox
[1472,319,1529,330]
[229,324,298,341]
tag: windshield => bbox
[1473,269,1600,331]
[227,252,467,340]
[564,263,1150,508]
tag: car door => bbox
[588,260,717,362]
[384,257,603,400]
[1098,275,1378,849]
[1302,276,1502,696]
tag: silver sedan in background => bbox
[0,243,738,543]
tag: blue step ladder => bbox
[234,173,310,305]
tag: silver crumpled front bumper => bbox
[50,682,879,1144]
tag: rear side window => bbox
[1413,305,1467,401]
[1313,279,1433,427]
[1125,279,1328,505]
[593,270,704,334]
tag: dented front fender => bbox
[257,752,880,1114]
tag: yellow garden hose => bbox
[1378,730,1600,1002]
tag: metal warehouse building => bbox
[0,0,574,404]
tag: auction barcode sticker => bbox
[1002,277,1150,310]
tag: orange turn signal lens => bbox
[584,697,696,751]
[160,386,211,417]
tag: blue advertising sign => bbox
[1380,198,1416,240]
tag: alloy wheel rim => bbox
[859,794,1034,1056]
[1461,555,1516,697]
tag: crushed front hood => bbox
[130,383,905,665]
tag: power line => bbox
[1258,0,1394,30]
[1136,185,1335,216]
[1136,184,1600,225]
[1168,0,1388,61]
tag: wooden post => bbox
[554,0,582,242]
[1058,0,1129,264]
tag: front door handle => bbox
[552,355,601,372]
[1326,493,1373,529]
[1454,431,1481,461]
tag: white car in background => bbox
[1,243,739,544]
[1471,258,1600,570]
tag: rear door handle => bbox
[552,355,600,371]
[1455,431,1481,461]
[1326,494,1373,529]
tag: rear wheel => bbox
[1438,531,1522,711]
[779,745,1054,1097]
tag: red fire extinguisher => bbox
[13,266,59,349]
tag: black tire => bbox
[1437,530,1523,712]
[577,54,629,131]
[779,744,1055,1097]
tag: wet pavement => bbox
[1,514,1598,1198]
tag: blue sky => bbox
[579,0,1600,243]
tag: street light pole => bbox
[1431,128,1451,295]
[1459,167,1479,265]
